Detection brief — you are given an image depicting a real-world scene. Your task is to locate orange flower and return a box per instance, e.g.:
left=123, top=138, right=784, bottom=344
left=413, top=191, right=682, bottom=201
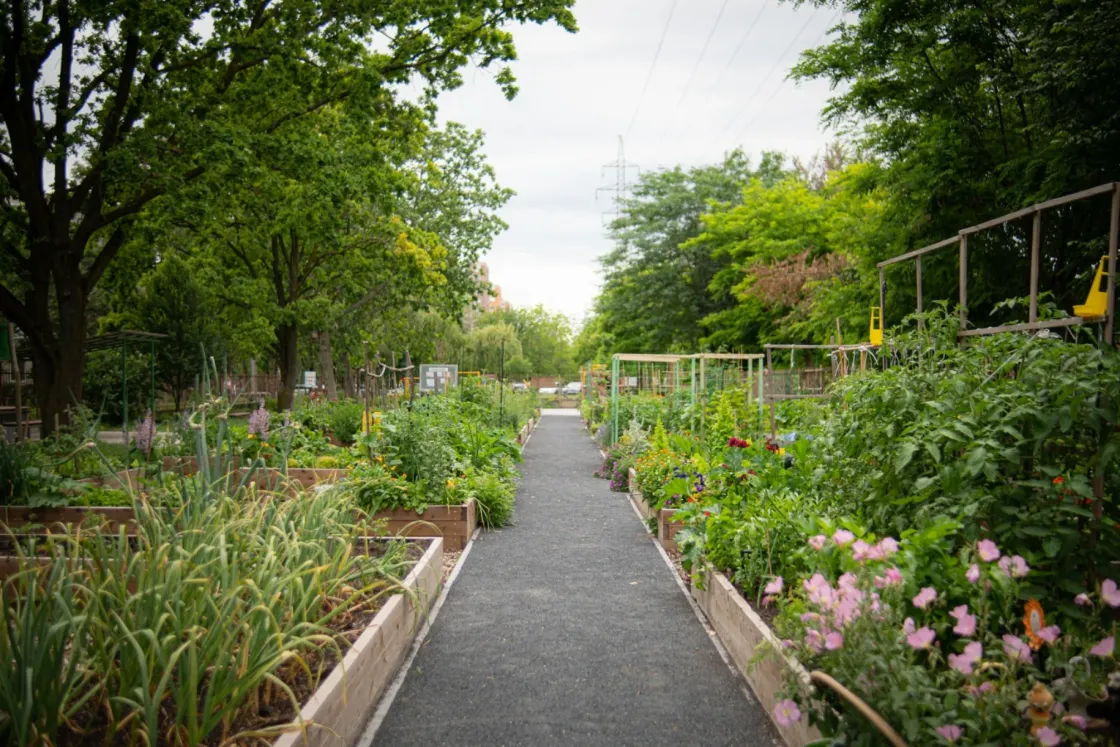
left=1052, top=476, right=1064, bottom=485
left=1024, top=599, right=1046, bottom=650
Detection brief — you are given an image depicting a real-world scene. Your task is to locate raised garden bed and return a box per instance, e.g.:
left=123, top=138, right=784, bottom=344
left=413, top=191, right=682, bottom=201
left=627, top=467, right=657, bottom=522
left=367, top=499, right=477, bottom=552
left=272, top=536, right=443, bottom=747
left=691, top=567, right=822, bottom=747
left=0, top=504, right=138, bottom=534
left=658, top=507, right=683, bottom=552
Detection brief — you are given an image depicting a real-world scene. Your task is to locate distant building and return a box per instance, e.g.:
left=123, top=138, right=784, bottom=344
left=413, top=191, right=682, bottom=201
left=474, top=263, right=511, bottom=313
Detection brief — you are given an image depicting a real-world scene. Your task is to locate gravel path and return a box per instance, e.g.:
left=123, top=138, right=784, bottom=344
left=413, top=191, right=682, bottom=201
left=371, top=411, right=775, bottom=746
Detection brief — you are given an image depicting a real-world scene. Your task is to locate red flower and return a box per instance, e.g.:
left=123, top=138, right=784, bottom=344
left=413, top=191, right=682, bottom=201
left=703, top=510, right=712, bottom=517
left=1052, top=476, right=1064, bottom=485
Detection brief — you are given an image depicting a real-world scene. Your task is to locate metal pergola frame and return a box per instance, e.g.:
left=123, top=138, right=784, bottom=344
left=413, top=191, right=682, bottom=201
left=876, top=182, right=1120, bottom=340
left=86, top=330, right=167, bottom=446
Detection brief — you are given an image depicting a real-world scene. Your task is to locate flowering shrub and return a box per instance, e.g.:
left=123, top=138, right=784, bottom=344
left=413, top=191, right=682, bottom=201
left=769, top=530, right=1119, bottom=745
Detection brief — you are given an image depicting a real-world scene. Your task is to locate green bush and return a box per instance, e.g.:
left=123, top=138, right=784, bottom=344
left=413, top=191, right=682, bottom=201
left=82, top=349, right=152, bottom=425
left=325, top=400, right=363, bottom=444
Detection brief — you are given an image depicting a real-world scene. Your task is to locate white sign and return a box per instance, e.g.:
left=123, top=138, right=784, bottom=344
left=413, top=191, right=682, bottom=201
left=302, top=371, right=317, bottom=388
left=419, top=364, right=458, bottom=392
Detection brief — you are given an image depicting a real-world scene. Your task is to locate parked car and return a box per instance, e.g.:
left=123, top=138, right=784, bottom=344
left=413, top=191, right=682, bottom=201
left=561, top=382, right=583, bottom=395
left=511, top=382, right=528, bottom=392
left=538, top=387, right=558, bottom=394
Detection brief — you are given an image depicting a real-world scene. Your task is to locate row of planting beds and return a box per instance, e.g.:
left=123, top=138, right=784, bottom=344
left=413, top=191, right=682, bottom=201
left=594, top=314, right=1120, bottom=746
left=1, top=382, right=539, bottom=745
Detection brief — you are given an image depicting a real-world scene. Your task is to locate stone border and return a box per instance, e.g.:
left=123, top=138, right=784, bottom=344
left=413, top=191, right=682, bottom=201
left=658, top=507, right=683, bottom=552
left=691, top=567, right=822, bottom=747
left=273, top=536, right=443, bottom=747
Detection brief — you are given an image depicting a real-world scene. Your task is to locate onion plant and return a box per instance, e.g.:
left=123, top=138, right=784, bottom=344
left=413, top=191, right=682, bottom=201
left=0, top=403, right=419, bottom=746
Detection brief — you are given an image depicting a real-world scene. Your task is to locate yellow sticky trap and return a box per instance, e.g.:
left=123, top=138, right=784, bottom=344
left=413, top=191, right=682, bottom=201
left=869, top=306, right=883, bottom=346
left=1074, top=256, right=1109, bottom=319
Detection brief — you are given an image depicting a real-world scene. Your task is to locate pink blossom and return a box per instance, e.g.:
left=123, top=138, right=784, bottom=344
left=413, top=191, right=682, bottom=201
left=874, top=567, right=903, bottom=588
left=966, top=564, right=980, bottom=583
left=808, top=534, right=828, bottom=551
left=764, top=577, right=784, bottom=595
left=1090, top=636, right=1115, bottom=657
left=878, top=537, right=899, bottom=555
left=977, top=539, right=1000, bottom=562
left=1063, top=714, right=1087, bottom=730
left=1035, top=726, right=1060, bottom=746
left=907, top=626, right=936, bottom=650
left=1074, top=593, right=1092, bottom=607
left=1038, top=626, right=1061, bottom=644
left=965, top=681, right=995, bottom=697
left=949, top=605, right=977, bottom=636
left=762, top=595, right=776, bottom=606
left=869, top=592, right=882, bottom=613
left=804, top=574, right=834, bottom=608
left=781, top=639, right=795, bottom=649
left=834, top=598, right=860, bottom=626
left=912, top=586, right=938, bottom=609
left=832, top=529, right=855, bottom=547
left=773, top=699, right=801, bottom=727
left=1102, top=579, right=1120, bottom=607
left=1002, top=634, right=1033, bottom=663
left=851, top=540, right=872, bottom=561
left=805, top=630, right=824, bottom=653
left=998, top=554, right=1030, bottom=578
left=800, top=612, right=820, bottom=624
left=903, top=617, right=916, bottom=635
left=948, top=641, right=983, bottom=675
left=936, top=724, right=962, bottom=743
left=825, top=631, right=844, bottom=650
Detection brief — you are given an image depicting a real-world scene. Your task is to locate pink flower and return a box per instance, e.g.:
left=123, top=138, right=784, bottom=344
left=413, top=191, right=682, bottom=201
left=832, top=529, right=855, bottom=547
left=949, top=605, right=976, bottom=636
left=764, top=577, right=784, bottom=595
left=948, top=641, right=983, bottom=675
left=966, top=564, right=980, bottom=583
left=834, top=597, right=860, bottom=626
left=773, top=699, right=801, bottom=727
left=907, top=626, right=936, bottom=650
left=1102, top=579, right=1120, bottom=607
left=838, top=572, right=858, bottom=590
left=998, top=554, right=1030, bottom=578
left=1002, top=634, right=1033, bottom=663
left=781, top=639, right=795, bottom=649
left=878, top=567, right=903, bottom=587
left=808, top=534, right=828, bottom=551
left=800, top=612, right=820, bottom=624
left=1090, top=636, right=1115, bottom=657
left=805, top=629, right=824, bottom=653
left=1037, top=625, right=1061, bottom=644
left=977, top=539, right=1000, bottom=562
left=762, top=595, right=776, bottom=606
left=804, top=574, right=834, bottom=608
left=851, top=539, right=872, bottom=561
left=1063, top=714, right=1087, bottom=730
left=965, top=681, right=995, bottom=697
left=936, top=724, right=962, bottom=742
left=825, top=631, right=844, bottom=650
left=903, top=617, right=916, bottom=635
left=878, top=537, right=899, bottom=555
left=1074, top=593, right=1092, bottom=607
left=1035, top=726, right=1060, bottom=746
left=912, top=586, right=938, bottom=609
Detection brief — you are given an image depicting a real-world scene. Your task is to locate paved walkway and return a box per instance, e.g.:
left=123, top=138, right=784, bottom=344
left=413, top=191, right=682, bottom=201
left=371, top=411, right=774, bottom=746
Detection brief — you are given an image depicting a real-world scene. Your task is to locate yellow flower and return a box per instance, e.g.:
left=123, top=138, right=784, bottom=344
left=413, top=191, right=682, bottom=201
left=778, top=447, right=786, bottom=456
left=447, top=479, right=456, bottom=489
left=247, top=434, right=255, bottom=440
left=262, top=442, right=271, bottom=448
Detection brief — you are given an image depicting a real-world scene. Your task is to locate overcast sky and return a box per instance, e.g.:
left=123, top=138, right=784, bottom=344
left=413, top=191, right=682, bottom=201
left=434, top=0, right=843, bottom=327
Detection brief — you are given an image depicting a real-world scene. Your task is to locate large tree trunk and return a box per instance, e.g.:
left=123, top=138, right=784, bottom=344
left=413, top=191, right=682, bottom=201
left=317, top=329, right=338, bottom=400
left=342, top=351, right=356, bottom=398
left=27, top=266, right=88, bottom=438
left=276, top=322, right=300, bottom=411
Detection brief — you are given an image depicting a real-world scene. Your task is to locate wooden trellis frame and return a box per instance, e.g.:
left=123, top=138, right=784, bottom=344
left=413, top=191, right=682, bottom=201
left=877, top=182, right=1120, bottom=340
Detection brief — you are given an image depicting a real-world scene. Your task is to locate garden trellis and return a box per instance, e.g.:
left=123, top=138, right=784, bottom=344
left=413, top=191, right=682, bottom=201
left=85, top=330, right=167, bottom=446
left=877, top=182, right=1120, bottom=340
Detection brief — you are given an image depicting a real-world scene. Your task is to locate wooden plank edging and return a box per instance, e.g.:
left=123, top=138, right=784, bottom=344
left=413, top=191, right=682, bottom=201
left=627, top=468, right=656, bottom=522
left=272, top=536, right=444, bottom=747
left=658, top=508, right=683, bottom=552
left=691, top=567, right=822, bottom=747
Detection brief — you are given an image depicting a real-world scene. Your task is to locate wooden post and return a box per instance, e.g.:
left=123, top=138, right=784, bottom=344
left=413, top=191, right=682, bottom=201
left=959, top=235, right=968, bottom=329
left=1029, top=211, right=1041, bottom=324
left=362, top=342, right=371, bottom=436
left=878, top=267, right=885, bottom=324
left=1105, top=186, right=1119, bottom=344
left=249, top=357, right=257, bottom=393
left=915, top=255, right=923, bottom=330
left=766, top=347, right=776, bottom=439
left=8, top=323, right=22, bottom=442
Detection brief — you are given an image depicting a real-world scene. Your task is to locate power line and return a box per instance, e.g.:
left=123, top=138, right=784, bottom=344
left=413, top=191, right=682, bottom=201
left=625, top=0, right=679, bottom=139
left=714, top=5, right=820, bottom=145
left=658, top=0, right=733, bottom=147
left=711, top=0, right=772, bottom=92
left=731, top=12, right=841, bottom=144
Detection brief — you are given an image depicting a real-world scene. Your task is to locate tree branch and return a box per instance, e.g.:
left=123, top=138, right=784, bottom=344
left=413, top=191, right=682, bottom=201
left=82, top=227, right=126, bottom=295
